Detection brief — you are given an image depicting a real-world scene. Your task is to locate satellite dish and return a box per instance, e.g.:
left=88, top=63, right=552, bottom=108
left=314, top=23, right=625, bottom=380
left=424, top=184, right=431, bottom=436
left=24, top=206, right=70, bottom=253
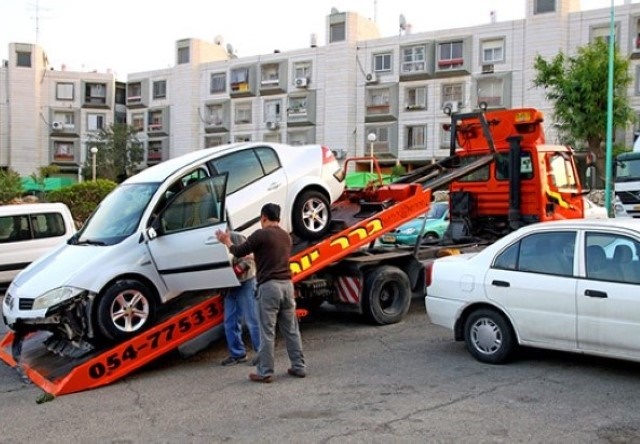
left=331, top=7, right=339, bottom=14
left=399, top=14, right=407, bottom=31
left=214, top=35, right=224, bottom=46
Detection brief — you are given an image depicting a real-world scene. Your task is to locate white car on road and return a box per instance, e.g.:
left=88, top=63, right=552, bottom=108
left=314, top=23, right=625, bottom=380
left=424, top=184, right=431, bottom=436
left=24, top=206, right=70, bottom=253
left=3, top=142, right=344, bottom=351
left=426, top=218, right=640, bottom=365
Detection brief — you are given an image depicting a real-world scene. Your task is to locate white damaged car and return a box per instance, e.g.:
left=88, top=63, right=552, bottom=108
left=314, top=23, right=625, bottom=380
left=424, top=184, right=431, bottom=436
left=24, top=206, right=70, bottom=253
left=3, top=142, right=344, bottom=354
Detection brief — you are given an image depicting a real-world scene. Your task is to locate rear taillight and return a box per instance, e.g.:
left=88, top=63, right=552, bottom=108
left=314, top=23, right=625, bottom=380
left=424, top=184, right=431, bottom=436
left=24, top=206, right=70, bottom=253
left=321, top=146, right=335, bottom=164
left=425, top=262, right=434, bottom=287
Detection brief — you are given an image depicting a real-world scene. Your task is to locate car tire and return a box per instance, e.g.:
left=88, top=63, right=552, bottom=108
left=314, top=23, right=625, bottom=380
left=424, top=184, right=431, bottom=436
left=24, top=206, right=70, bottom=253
left=292, top=190, right=331, bottom=240
left=96, top=279, right=157, bottom=342
left=422, top=232, right=439, bottom=242
left=362, top=265, right=411, bottom=325
left=463, top=308, right=515, bottom=364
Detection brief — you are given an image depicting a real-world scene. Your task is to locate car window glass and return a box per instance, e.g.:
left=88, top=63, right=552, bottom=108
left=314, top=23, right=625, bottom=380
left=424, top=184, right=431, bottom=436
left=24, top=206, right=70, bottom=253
left=495, top=152, right=534, bottom=181
left=455, top=155, right=489, bottom=182
left=586, top=232, right=640, bottom=284
left=211, top=149, right=263, bottom=194
left=161, top=175, right=226, bottom=234
left=493, top=242, right=519, bottom=271
left=254, top=146, right=281, bottom=175
left=0, top=215, right=31, bottom=242
left=31, top=213, right=66, bottom=238
left=517, top=231, right=575, bottom=277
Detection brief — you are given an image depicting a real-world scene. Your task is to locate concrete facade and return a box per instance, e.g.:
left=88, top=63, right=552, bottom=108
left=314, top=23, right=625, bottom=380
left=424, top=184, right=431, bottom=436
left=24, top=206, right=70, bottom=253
left=2, top=0, right=640, bottom=179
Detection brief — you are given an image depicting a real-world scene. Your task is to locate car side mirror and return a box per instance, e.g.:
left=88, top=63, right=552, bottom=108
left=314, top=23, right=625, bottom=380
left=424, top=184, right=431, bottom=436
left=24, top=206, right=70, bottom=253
left=146, top=227, right=157, bottom=240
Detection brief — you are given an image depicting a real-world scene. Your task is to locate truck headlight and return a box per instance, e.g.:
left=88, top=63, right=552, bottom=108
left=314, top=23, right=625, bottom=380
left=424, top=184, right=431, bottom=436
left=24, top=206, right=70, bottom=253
left=32, top=287, right=84, bottom=310
left=614, top=196, right=629, bottom=218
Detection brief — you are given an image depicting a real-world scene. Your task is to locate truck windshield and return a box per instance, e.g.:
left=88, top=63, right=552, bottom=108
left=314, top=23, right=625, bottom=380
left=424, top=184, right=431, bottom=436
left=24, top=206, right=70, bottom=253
left=73, top=183, right=160, bottom=246
left=615, top=156, right=640, bottom=182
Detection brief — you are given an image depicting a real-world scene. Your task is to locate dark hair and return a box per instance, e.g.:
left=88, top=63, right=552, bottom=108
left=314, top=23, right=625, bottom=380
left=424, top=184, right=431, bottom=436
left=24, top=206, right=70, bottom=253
left=261, top=203, right=281, bottom=222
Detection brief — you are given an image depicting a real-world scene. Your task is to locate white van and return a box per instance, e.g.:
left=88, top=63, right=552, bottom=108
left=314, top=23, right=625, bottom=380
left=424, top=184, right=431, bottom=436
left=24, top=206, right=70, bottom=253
left=0, top=203, right=76, bottom=286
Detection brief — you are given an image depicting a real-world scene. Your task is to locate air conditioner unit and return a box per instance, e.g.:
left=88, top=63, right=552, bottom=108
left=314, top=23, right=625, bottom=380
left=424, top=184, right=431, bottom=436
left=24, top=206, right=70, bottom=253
left=294, top=77, right=308, bottom=88
left=481, top=64, right=494, bottom=74
left=442, top=101, right=460, bottom=115
left=365, top=72, right=378, bottom=84
left=51, top=121, right=63, bottom=131
left=266, top=121, right=279, bottom=130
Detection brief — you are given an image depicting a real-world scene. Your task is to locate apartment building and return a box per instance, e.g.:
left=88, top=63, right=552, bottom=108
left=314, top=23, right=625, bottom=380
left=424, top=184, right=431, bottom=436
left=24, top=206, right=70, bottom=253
left=2, top=0, right=640, bottom=180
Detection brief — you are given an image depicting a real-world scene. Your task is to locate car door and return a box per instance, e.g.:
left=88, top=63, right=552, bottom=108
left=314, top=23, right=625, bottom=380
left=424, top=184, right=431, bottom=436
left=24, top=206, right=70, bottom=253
left=146, top=175, right=239, bottom=292
left=209, top=146, right=287, bottom=235
left=484, top=231, right=578, bottom=349
left=576, top=231, right=640, bottom=358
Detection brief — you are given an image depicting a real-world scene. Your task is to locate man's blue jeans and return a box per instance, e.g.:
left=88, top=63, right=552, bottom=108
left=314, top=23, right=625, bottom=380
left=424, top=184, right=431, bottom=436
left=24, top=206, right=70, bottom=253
left=224, top=277, right=261, bottom=358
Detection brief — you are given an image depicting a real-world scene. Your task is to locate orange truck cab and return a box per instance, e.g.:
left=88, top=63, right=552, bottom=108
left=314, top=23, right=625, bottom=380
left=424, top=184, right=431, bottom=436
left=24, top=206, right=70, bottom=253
left=445, top=108, right=586, bottom=241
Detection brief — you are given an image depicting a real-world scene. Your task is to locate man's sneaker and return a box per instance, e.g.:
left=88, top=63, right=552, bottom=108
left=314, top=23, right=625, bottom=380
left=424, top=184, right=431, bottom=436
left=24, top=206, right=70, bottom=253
left=221, top=355, right=247, bottom=366
left=249, top=373, right=273, bottom=383
left=287, top=368, right=306, bottom=378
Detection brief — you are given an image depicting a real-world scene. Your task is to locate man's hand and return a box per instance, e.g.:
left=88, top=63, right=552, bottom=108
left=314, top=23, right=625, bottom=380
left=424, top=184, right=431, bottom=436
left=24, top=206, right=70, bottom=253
left=215, top=229, right=232, bottom=247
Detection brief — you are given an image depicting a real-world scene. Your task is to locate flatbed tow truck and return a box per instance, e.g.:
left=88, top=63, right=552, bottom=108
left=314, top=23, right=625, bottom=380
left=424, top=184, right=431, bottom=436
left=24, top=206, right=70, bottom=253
left=0, top=107, right=590, bottom=396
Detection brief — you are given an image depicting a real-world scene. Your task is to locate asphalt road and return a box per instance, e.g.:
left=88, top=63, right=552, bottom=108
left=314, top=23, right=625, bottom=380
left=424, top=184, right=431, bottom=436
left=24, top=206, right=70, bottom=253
left=1, top=298, right=640, bottom=443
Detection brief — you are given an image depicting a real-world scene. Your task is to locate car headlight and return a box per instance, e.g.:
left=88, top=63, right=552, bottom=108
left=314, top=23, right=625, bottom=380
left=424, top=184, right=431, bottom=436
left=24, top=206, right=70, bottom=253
left=32, top=287, right=84, bottom=310
left=400, top=227, right=417, bottom=235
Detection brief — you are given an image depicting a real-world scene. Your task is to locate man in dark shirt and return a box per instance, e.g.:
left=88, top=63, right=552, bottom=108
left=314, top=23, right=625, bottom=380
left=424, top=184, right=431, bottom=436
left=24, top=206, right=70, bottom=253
left=215, top=203, right=306, bottom=383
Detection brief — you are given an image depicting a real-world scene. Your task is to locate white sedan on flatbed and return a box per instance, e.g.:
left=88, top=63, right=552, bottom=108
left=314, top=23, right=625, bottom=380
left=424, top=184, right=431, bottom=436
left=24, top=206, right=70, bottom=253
left=426, top=218, right=640, bottom=365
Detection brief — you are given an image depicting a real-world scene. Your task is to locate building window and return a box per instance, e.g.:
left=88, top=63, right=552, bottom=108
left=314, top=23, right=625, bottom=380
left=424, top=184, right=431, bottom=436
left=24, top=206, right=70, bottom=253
left=56, top=83, right=74, bottom=100
left=476, top=77, right=504, bottom=107
left=52, top=111, right=75, bottom=129
left=264, top=100, right=281, bottom=122
left=230, top=68, right=250, bottom=91
left=132, top=113, right=145, bottom=131
left=482, top=39, right=504, bottom=64
left=148, top=110, right=164, bottom=131
left=210, top=73, right=226, bottom=93
left=374, top=53, right=392, bottom=73
left=234, top=103, right=252, bottom=124
left=535, top=0, right=556, bottom=14
left=635, top=66, right=640, bottom=96
left=438, top=41, right=464, bottom=69
left=16, top=51, right=31, bottom=67
left=294, top=62, right=312, bottom=82
left=591, top=25, right=618, bottom=46
left=263, top=133, right=281, bottom=143
left=177, top=46, right=189, bottom=64
left=53, top=141, right=74, bottom=162
left=288, top=130, right=310, bottom=146
left=366, top=89, right=390, bottom=115
left=406, top=125, right=427, bottom=150
left=127, top=82, right=142, bottom=101
left=147, top=141, right=163, bottom=163
left=85, top=83, right=107, bottom=105
left=87, top=114, right=105, bottom=132
left=234, top=135, right=252, bottom=142
left=405, top=86, right=427, bottom=110
left=261, top=64, right=279, bottom=85
left=288, top=97, right=307, bottom=115
left=330, top=22, right=346, bottom=42
left=153, top=80, right=166, bottom=99
left=401, top=45, right=426, bottom=73
left=440, top=125, right=452, bottom=148
left=442, top=83, right=464, bottom=105
left=366, top=127, right=389, bottom=154
left=205, top=104, right=224, bottom=125
left=205, top=135, right=226, bottom=147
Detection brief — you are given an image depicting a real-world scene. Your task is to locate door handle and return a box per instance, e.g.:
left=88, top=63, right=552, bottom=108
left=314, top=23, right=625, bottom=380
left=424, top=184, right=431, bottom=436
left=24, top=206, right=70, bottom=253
left=267, top=182, right=281, bottom=191
left=204, top=237, right=218, bottom=245
left=491, top=280, right=510, bottom=287
left=585, top=289, right=608, bottom=298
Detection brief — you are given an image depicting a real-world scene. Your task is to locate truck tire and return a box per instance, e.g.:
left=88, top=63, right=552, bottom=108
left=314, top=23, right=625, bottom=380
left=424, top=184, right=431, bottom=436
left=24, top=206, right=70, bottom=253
left=463, top=308, right=515, bottom=364
left=362, top=265, right=411, bottom=325
left=96, top=279, right=157, bottom=342
left=292, top=190, right=331, bottom=240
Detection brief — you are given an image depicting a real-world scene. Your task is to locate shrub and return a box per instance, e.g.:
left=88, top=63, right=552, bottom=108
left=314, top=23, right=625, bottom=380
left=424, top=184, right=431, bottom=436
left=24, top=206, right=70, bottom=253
left=0, top=169, right=23, bottom=204
left=47, top=179, right=117, bottom=224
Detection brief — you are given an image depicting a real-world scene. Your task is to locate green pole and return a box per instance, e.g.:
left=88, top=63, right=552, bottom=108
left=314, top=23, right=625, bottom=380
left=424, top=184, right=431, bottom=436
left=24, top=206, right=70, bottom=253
left=604, top=0, right=615, bottom=216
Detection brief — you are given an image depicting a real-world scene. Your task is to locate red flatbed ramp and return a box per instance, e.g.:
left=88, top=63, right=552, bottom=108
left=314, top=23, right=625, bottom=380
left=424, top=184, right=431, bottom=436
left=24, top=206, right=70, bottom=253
left=0, top=292, right=223, bottom=396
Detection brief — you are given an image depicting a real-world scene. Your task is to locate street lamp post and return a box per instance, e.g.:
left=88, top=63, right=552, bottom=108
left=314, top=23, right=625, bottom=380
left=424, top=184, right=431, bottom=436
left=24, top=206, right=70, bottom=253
left=90, top=146, right=98, bottom=181
left=367, top=133, right=377, bottom=174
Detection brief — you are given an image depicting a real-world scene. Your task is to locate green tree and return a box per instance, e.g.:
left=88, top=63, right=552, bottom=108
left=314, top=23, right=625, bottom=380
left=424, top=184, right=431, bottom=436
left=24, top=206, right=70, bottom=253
left=0, top=168, right=23, bottom=203
left=85, top=123, right=144, bottom=183
left=533, top=38, right=635, bottom=185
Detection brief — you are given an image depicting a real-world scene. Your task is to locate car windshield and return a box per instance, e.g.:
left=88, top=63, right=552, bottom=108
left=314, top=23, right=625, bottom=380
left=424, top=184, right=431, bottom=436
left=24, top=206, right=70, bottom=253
left=72, top=183, right=160, bottom=246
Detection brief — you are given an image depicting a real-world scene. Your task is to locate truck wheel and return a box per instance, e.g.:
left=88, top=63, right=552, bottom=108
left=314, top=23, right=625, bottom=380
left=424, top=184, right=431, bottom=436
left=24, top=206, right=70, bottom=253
left=362, top=266, right=411, bottom=325
left=96, top=279, right=157, bottom=342
left=292, top=190, right=331, bottom=240
left=463, top=308, right=515, bottom=364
